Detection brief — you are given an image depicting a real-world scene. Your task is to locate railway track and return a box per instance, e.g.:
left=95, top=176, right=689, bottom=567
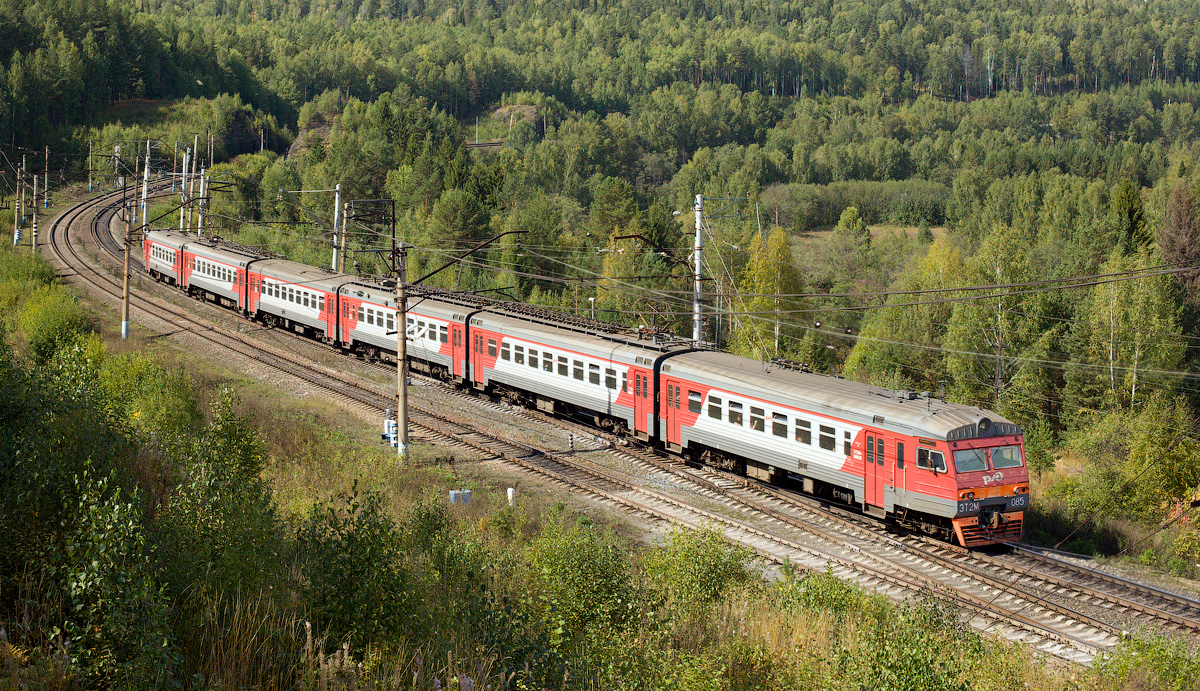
left=47, top=186, right=1200, bottom=664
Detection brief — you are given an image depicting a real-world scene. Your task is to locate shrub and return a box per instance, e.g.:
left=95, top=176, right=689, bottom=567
left=641, top=527, right=754, bottom=612
left=528, top=516, right=637, bottom=650
left=18, top=285, right=91, bottom=365
left=296, top=486, right=411, bottom=649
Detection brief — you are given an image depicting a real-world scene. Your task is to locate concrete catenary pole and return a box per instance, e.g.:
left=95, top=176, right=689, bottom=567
left=396, top=243, right=408, bottom=463
left=179, top=149, right=190, bottom=233
left=31, top=175, right=37, bottom=249
left=693, top=193, right=704, bottom=343
left=122, top=203, right=132, bottom=339
left=331, top=184, right=341, bottom=271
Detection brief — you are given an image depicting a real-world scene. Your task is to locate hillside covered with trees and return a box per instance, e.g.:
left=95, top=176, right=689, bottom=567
left=5, top=0, right=1200, bottom=685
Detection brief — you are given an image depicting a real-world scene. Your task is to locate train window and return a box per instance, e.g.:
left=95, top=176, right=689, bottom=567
left=953, top=449, right=987, bottom=473
left=750, top=407, right=765, bottom=432
left=844, top=431, right=852, bottom=456
left=819, top=425, right=836, bottom=451
left=427, top=325, right=436, bottom=341
left=917, top=448, right=946, bottom=473
left=514, top=345, right=524, bottom=365
left=621, top=372, right=627, bottom=393
left=573, top=360, right=583, bottom=380
left=500, top=343, right=510, bottom=360
left=877, top=440, right=885, bottom=465
left=643, top=377, right=650, bottom=398
left=867, top=437, right=873, bottom=461
left=487, top=339, right=497, bottom=357
left=688, top=391, right=701, bottom=413
left=897, top=442, right=905, bottom=469
left=667, top=385, right=674, bottom=408
left=303, top=293, right=310, bottom=308
left=772, top=414, right=787, bottom=437
left=635, top=375, right=642, bottom=397
left=588, top=364, right=600, bottom=385
left=991, top=445, right=1023, bottom=469
left=386, top=312, right=393, bottom=332
left=440, top=326, right=448, bottom=344
left=605, top=368, right=616, bottom=389
left=407, top=317, right=415, bottom=329
left=559, top=356, right=568, bottom=376
left=528, top=349, right=538, bottom=368
left=709, top=396, right=722, bottom=419
left=543, top=355, right=554, bottom=372
left=728, top=402, right=743, bottom=426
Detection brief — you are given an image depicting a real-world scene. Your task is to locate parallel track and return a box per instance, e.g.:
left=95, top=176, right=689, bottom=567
left=47, top=187, right=1200, bottom=664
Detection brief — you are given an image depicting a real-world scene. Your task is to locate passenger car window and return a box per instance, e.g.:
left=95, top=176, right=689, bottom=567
left=605, top=368, right=616, bottom=389
left=917, top=448, right=946, bottom=472
left=688, top=391, right=701, bottom=413
left=953, top=449, right=988, bottom=473
left=708, top=395, right=722, bottom=419
left=728, top=402, right=743, bottom=426
left=795, top=419, right=811, bottom=444
left=589, top=364, right=600, bottom=385
left=990, top=445, right=1024, bottom=469
left=749, top=407, right=765, bottom=432
left=819, top=425, right=836, bottom=451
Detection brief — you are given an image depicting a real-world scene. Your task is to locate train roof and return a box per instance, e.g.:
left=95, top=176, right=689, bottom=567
left=665, top=350, right=1021, bottom=442
left=256, top=258, right=348, bottom=292
left=469, top=309, right=695, bottom=363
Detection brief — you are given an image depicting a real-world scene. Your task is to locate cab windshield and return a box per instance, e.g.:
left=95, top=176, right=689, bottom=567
left=953, top=449, right=988, bottom=473
left=990, top=445, right=1024, bottom=469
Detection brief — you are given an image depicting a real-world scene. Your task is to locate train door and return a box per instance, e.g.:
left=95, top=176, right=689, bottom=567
left=632, top=368, right=652, bottom=438
left=865, top=432, right=894, bottom=512
left=662, top=378, right=682, bottom=447
left=472, top=332, right=496, bottom=386
left=451, top=325, right=467, bottom=379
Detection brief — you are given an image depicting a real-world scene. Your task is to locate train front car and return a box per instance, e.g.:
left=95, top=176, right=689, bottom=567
left=939, top=418, right=1028, bottom=547
left=660, top=351, right=1028, bottom=548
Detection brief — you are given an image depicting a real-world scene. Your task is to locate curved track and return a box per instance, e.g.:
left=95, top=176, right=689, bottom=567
left=44, top=187, right=1200, bottom=665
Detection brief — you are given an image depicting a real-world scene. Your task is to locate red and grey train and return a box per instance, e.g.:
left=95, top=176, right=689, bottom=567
left=144, top=229, right=1029, bottom=547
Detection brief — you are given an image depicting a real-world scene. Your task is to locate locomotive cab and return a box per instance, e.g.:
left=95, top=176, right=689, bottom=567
left=944, top=427, right=1029, bottom=547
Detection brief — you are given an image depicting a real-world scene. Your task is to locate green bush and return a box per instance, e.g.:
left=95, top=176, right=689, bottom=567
left=641, top=527, right=754, bottom=612
left=57, top=471, right=177, bottom=688
left=18, top=285, right=91, bottom=365
left=529, top=515, right=638, bottom=650
left=296, top=486, right=411, bottom=649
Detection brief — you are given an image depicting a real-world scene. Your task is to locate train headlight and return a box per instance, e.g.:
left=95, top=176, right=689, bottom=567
left=967, top=492, right=974, bottom=500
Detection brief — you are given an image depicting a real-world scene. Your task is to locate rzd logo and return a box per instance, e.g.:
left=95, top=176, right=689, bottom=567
left=981, top=471, right=1004, bottom=485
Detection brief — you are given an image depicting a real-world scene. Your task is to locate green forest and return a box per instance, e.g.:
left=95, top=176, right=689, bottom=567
left=6, top=0, right=1200, bottom=686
